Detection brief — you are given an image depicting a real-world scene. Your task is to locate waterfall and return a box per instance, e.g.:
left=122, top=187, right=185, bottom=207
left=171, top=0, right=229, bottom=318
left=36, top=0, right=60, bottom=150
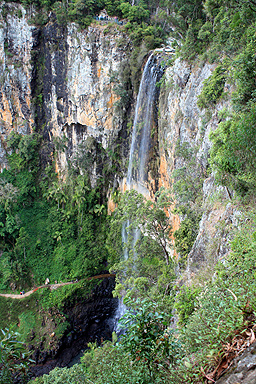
left=126, top=53, right=162, bottom=195
left=114, top=53, right=164, bottom=332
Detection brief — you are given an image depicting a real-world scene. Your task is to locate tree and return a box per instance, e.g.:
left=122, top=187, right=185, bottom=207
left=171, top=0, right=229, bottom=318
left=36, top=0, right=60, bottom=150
left=209, top=104, right=256, bottom=193
left=119, top=298, right=182, bottom=382
left=108, top=188, right=173, bottom=265
left=107, top=188, right=176, bottom=307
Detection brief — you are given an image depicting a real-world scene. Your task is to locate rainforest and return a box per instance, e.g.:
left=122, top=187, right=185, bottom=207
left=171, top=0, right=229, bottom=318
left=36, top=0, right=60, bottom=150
left=0, top=0, right=256, bottom=383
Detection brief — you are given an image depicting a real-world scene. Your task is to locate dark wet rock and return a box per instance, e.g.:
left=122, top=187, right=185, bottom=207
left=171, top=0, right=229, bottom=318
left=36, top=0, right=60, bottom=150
left=30, top=276, right=118, bottom=377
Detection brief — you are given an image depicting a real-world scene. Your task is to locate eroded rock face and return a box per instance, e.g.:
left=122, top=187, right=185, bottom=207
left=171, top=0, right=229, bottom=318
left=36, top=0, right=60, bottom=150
left=40, top=19, right=129, bottom=173
left=0, top=3, right=35, bottom=169
left=0, top=5, right=130, bottom=177
left=216, top=342, right=256, bottom=384
left=158, top=57, right=235, bottom=273
left=158, top=58, right=212, bottom=186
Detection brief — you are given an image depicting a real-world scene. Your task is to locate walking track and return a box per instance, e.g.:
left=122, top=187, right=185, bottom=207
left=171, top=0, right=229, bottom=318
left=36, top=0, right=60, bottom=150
left=0, top=274, right=116, bottom=299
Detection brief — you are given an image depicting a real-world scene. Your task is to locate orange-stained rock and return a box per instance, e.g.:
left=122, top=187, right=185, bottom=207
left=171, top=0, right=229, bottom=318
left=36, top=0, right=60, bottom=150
left=159, top=154, right=170, bottom=189
left=107, top=197, right=117, bottom=215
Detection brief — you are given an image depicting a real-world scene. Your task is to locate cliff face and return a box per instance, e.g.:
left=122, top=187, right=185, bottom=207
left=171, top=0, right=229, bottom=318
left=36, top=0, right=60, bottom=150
left=0, top=3, right=237, bottom=276
left=38, top=19, right=129, bottom=174
left=0, top=3, right=34, bottom=168
left=158, top=57, right=238, bottom=276
left=0, top=4, right=130, bottom=179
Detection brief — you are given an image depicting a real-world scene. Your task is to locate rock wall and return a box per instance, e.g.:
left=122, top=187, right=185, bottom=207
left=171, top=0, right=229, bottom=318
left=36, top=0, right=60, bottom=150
left=39, top=18, right=129, bottom=174
left=0, top=4, right=130, bottom=179
left=216, top=341, right=256, bottom=384
left=158, top=56, right=237, bottom=275
left=0, top=3, right=34, bottom=169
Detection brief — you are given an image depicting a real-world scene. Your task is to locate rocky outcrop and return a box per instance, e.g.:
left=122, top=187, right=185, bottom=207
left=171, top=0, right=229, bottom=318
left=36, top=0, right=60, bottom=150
left=0, top=3, right=34, bottom=169
left=0, top=4, right=131, bottom=179
left=158, top=58, right=213, bottom=186
left=39, top=18, right=130, bottom=174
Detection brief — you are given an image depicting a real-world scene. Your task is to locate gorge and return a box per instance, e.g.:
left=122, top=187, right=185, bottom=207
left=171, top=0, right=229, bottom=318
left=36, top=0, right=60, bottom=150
left=0, top=1, right=256, bottom=383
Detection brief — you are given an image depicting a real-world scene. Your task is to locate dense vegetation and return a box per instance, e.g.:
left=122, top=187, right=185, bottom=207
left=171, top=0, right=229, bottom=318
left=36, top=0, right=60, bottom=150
left=0, top=132, right=109, bottom=291
left=25, top=208, right=256, bottom=384
left=3, top=0, right=169, bottom=50
left=1, top=0, right=256, bottom=383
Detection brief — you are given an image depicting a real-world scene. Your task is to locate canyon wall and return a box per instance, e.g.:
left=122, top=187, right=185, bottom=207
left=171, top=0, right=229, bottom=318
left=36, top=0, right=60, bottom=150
left=0, top=3, right=34, bottom=168
left=0, top=3, right=251, bottom=379
left=0, top=2, right=239, bottom=281
left=0, top=3, right=130, bottom=180
left=158, top=56, right=238, bottom=277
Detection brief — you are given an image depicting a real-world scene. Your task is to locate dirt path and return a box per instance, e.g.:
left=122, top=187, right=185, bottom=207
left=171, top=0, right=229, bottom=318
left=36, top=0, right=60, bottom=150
left=0, top=274, right=116, bottom=299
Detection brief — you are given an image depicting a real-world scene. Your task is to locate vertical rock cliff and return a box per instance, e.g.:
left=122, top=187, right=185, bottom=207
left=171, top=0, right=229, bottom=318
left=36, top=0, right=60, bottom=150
left=0, top=3, right=239, bottom=282
left=0, top=4, right=131, bottom=183
left=158, top=57, right=238, bottom=277
left=0, top=3, right=34, bottom=168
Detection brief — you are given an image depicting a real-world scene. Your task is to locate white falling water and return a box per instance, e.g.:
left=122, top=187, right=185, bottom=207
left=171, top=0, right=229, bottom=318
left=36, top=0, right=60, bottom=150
left=114, top=53, right=163, bottom=332
left=126, top=53, right=160, bottom=194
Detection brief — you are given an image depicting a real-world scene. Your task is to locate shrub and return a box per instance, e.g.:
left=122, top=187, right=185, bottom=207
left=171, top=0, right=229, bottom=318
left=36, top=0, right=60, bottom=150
left=209, top=103, right=256, bottom=194
left=174, top=286, right=200, bottom=326
left=0, top=328, right=31, bottom=384
left=197, top=65, right=227, bottom=110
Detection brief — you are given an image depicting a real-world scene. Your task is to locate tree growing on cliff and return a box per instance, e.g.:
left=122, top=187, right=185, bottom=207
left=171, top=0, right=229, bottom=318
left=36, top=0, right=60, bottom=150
left=107, top=188, right=176, bottom=306
left=107, top=188, right=173, bottom=265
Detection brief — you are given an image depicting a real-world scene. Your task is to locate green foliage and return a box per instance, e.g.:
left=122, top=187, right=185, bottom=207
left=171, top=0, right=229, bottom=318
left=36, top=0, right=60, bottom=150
left=164, top=0, right=205, bottom=38
left=120, top=1, right=150, bottom=23
left=209, top=103, right=256, bottom=194
left=124, top=21, right=165, bottom=50
left=77, top=299, right=182, bottom=384
left=174, top=213, right=200, bottom=265
left=4, top=132, right=41, bottom=203
left=0, top=132, right=109, bottom=291
left=231, top=27, right=256, bottom=110
left=173, top=0, right=256, bottom=60
left=174, top=286, right=200, bottom=326
left=197, top=65, right=227, bottom=110
left=25, top=210, right=256, bottom=384
left=29, top=364, right=87, bottom=383
left=119, top=298, right=181, bottom=380
left=108, top=188, right=173, bottom=264
left=205, top=20, right=256, bottom=196
left=169, top=210, right=256, bottom=382
left=0, top=328, right=31, bottom=384
left=107, top=188, right=176, bottom=318
left=68, top=0, right=101, bottom=29
left=52, top=1, right=68, bottom=25
left=81, top=341, right=154, bottom=384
